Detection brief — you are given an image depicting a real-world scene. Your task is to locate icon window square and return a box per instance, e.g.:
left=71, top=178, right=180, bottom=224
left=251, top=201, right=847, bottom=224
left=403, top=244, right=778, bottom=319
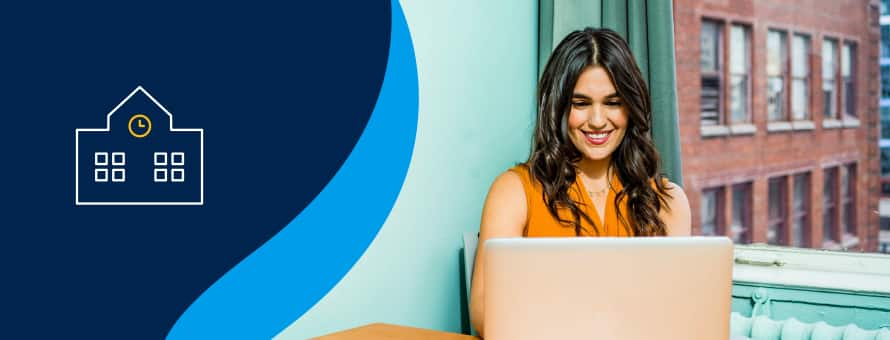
left=95, top=152, right=108, bottom=166
left=112, top=152, right=126, bottom=166
left=154, top=168, right=168, bottom=182
left=171, top=152, right=185, bottom=166
left=171, top=168, right=185, bottom=182
left=154, top=152, right=168, bottom=166
left=95, top=169, right=108, bottom=182
left=112, top=168, right=126, bottom=182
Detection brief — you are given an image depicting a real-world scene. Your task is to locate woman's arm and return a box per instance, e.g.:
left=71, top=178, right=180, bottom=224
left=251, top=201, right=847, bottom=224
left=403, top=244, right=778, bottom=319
left=660, top=181, right=691, bottom=236
left=470, top=171, right=528, bottom=337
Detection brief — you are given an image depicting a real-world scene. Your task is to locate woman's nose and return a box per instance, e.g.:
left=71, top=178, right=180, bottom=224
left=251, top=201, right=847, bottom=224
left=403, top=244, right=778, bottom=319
left=588, top=104, right=607, bottom=129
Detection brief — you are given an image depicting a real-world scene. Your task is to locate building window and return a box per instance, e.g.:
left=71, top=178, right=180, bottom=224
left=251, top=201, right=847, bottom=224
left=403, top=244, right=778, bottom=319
left=729, top=24, right=751, bottom=124
left=700, top=19, right=722, bottom=126
left=882, top=25, right=890, bottom=58
left=791, top=173, right=810, bottom=247
left=823, top=167, right=839, bottom=245
left=768, top=177, right=788, bottom=245
left=792, top=34, right=811, bottom=121
left=767, top=30, right=788, bottom=121
left=701, top=187, right=724, bottom=236
left=822, top=38, right=839, bottom=120
left=731, top=182, right=752, bottom=244
left=154, top=152, right=186, bottom=183
left=94, top=151, right=125, bottom=183
left=842, top=42, right=856, bottom=118
left=883, top=65, right=890, bottom=100
left=883, top=108, right=890, bottom=139
left=881, top=148, right=890, bottom=195
left=841, top=164, right=856, bottom=237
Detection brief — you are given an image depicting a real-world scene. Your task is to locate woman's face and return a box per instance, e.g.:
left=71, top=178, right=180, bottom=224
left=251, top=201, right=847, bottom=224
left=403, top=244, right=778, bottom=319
left=566, top=65, right=628, bottom=163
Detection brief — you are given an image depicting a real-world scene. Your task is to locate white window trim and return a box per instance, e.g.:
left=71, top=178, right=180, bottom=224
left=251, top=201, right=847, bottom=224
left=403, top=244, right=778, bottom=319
left=767, top=122, right=793, bottom=132
left=701, top=125, right=730, bottom=137
left=154, top=152, right=168, bottom=166
left=733, top=245, right=890, bottom=294
left=822, top=119, right=844, bottom=129
left=95, top=152, right=108, bottom=166
left=729, top=123, right=757, bottom=135
left=172, top=152, right=185, bottom=166
left=842, top=118, right=861, bottom=128
left=111, top=152, right=126, bottom=166
left=791, top=120, right=815, bottom=131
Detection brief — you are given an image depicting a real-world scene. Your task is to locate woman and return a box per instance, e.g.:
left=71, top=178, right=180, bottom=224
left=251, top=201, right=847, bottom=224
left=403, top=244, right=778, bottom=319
left=469, top=28, right=691, bottom=336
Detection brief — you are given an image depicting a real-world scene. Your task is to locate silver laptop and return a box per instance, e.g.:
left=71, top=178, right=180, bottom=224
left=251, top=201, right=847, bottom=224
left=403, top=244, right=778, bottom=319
left=483, top=237, right=733, bottom=340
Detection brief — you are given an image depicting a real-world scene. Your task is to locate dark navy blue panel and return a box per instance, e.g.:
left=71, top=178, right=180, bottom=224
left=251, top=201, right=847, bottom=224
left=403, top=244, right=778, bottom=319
left=0, top=1, right=390, bottom=338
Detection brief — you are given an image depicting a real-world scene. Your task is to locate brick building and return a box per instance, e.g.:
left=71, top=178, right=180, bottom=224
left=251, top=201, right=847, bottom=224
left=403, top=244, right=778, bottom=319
left=673, top=0, right=882, bottom=251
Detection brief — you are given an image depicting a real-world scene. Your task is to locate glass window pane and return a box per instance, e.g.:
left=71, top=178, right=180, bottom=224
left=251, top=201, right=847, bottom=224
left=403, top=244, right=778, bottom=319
left=792, top=79, right=809, bottom=120
left=883, top=65, right=890, bottom=99
left=792, top=35, right=809, bottom=77
left=882, top=25, right=890, bottom=58
left=843, top=43, right=856, bottom=117
left=882, top=147, right=890, bottom=177
left=823, top=39, right=836, bottom=80
left=767, top=31, right=785, bottom=76
left=883, top=107, right=890, bottom=139
left=823, top=39, right=838, bottom=119
left=701, top=190, right=718, bottom=236
left=768, top=77, right=785, bottom=121
left=731, top=183, right=751, bottom=244
left=701, top=21, right=719, bottom=72
left=731, top=75, right=748, bottom=123
left=823, top=168, right=837, bottom=243
left=730, top=25, right=748, bottom=74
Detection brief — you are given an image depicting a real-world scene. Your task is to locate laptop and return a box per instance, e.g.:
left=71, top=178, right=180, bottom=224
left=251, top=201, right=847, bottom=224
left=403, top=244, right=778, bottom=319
left=483, top=237, right=733, bottom=340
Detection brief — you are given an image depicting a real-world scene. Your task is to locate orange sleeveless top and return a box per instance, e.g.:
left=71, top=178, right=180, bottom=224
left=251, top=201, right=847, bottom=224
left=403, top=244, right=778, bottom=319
left=510, top=164, right=634, bottom=237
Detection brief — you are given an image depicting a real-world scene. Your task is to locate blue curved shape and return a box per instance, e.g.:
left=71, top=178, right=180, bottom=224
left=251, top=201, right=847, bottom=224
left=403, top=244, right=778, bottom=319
left=166, top=1, right=417, bottom=338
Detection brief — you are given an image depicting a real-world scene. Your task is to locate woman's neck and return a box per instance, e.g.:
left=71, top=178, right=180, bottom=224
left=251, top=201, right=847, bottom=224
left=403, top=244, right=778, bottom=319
left=575, top=157, right=612, bottom=183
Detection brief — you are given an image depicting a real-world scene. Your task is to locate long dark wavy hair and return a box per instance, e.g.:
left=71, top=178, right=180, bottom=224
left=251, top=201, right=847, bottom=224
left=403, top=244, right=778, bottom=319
left=527, top=27, right=671, bottom=236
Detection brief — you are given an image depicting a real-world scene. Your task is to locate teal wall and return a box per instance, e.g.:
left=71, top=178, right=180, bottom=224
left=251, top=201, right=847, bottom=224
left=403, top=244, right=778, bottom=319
left=275, top=0, right=538, bottom=338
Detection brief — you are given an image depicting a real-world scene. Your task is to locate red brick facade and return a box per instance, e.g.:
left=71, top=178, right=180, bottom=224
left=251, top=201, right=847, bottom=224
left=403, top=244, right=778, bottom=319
left=673, top=0, right=882, bottom=251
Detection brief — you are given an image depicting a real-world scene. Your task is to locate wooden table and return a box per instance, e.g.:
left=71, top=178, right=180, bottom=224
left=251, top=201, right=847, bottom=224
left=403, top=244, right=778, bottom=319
left=313, top=323, right=480, bottom=340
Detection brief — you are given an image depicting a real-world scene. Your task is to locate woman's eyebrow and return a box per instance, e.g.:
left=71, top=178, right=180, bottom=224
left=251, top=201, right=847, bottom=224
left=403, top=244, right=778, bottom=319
left=572, top=93, right=620, bottom=100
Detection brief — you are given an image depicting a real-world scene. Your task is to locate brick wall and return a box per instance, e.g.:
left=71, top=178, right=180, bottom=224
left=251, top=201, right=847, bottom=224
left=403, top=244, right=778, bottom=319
left=672, top=0, right=881, bottom=251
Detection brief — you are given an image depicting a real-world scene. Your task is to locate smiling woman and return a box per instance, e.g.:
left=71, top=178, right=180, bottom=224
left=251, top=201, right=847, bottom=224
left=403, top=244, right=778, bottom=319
left=469, top=27, right=691, bottom=337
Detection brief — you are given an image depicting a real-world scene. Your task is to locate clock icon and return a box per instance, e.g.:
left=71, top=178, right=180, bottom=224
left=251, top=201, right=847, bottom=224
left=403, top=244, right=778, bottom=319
left=128, top=114, right=152, bottom=138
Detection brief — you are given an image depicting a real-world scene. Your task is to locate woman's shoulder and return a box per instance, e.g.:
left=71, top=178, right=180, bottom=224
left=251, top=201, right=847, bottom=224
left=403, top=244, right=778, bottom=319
left=651, top=177, right=691, bottom=236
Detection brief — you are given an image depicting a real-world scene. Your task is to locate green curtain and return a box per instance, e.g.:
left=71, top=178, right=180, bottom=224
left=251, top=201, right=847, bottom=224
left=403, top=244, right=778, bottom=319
left=539, top=0, right=683, bottom=184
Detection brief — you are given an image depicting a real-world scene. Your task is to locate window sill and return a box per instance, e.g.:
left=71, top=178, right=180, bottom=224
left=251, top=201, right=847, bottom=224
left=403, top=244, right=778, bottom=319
left=767, top=122, right=792, bottom=132
left=842, top=118, right=861, bottom=128
left=792, top=121, right=815, bottom=131
left=701, top=124, right=730, bottom=137
left=823, top=119, right=844, bottom=129
left=842, top=234, right=859, bottom=249
left=729, top=123, right=757, bottom=135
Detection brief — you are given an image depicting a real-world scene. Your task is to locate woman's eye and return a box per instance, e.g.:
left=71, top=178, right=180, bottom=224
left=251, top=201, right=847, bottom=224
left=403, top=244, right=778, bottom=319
left=605, top=101, right=623, bottom=107
left=572, top=102, right=590, bottom=107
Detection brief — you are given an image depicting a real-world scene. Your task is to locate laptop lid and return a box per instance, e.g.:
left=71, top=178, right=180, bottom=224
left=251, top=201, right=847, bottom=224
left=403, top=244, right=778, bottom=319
left=483, top=237, right=733, bottom=340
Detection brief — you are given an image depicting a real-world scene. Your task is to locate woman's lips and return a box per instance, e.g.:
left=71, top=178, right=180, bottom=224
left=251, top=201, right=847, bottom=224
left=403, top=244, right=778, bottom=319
left=583, top=130, right=611, bottom=145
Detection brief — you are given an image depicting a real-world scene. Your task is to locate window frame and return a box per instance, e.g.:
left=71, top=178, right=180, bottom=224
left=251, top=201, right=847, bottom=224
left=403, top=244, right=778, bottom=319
left=791, top=172, right=811, bottom=247
left=728, top=23, right=752, bottom=124
left=791, top=33, right=812, bottom=122
left=822, top=37, right=840, bottom=120
left=730, top=182, right=753, bottom=244
left=701, top=187, right=725, bottom=236
left=841, top=41, right=857, bottom=118
left=700, top=18, right=724, bottom=127
left=768, top=176, right=789, bottom=246
left=822, top=166, right=840, bottom=246
left=767, top=29, right=790, bottom=122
